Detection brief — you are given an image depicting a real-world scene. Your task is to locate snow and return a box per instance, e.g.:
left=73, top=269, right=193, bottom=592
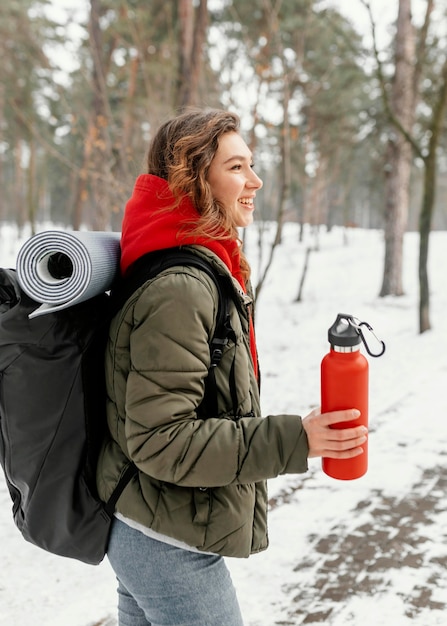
left=1, top=222, right=447, bottom=625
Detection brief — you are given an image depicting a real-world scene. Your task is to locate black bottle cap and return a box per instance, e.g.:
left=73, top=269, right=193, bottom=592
left=328, top=313, right=361, bottom=347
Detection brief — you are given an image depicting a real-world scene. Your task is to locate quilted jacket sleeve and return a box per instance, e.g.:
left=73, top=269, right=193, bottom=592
left=124, top=267, right=309, bottom=488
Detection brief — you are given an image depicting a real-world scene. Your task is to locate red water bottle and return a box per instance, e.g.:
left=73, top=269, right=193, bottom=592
left=321, top=314, right=385, bottom=480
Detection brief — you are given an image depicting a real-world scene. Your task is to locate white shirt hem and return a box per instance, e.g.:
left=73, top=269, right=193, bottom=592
left=114, top=512, right=216, bottom=555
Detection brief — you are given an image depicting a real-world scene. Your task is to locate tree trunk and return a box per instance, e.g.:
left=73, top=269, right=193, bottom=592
left=418, top=154, right=435, bottom=333
left=14, top=139, right=26, bottom=232
left=294, top=247, right=312, bottom=303
left=380, top=135, right=412, bottom=296
left=418, top=56, right=447, bottom=333
left=72, top=0, right=115, bottom=230
left=177, top=0, right=208, bottom=109
left=379, top=0, right=415, bottom=297
left=27, top=138, right=37, bottom=235
left=254, top=80, right=291, bottom=301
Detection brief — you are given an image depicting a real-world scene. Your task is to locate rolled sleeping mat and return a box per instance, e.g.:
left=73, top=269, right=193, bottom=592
left=16, top=230, right=121, bottom=317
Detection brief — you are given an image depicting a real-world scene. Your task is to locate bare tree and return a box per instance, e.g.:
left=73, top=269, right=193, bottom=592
left=367, top=0, right=447, bottom=331
left=252, top=0, right=293, bottom=301
left=364, top=0, right=417, bottom=297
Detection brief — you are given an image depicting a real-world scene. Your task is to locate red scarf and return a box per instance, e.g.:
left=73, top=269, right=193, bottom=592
left=120, top=175, right=258, bottom=378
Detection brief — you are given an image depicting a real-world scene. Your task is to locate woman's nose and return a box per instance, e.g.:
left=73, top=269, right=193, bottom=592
left=249, top=170, right=263, bottom=189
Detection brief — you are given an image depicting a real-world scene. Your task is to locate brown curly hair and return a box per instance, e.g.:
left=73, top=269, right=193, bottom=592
left=146, top=108, right=250, bottom=280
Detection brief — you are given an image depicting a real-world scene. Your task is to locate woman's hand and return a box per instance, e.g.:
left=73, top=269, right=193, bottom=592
left=302, top=407, right=368, bottom=459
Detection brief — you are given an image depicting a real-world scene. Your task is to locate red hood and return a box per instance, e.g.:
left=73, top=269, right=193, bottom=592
left=120, top=174, right=258, bottom=379
left=120, top=174, right=244, bottom=287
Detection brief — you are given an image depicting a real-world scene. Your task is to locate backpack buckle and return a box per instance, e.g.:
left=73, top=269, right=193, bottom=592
left=210, top=337, right=228, bottom=368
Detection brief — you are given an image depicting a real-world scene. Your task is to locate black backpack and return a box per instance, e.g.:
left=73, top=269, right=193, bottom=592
left=0, top=247, right=234, bottom=565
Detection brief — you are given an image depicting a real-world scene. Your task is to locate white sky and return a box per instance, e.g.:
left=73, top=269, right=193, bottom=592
left=325, top=0, right=435, bottom=48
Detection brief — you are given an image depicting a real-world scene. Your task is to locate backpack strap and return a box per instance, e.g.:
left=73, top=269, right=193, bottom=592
left=105, top=247, right=239, bottom=516
left=114, top=247, right=236, bottom=372
left=103, top=462, right=141, bottom=518
left=125, top=248, right=238, bottom=415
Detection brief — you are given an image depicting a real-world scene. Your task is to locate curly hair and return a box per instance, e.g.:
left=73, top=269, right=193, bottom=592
left=146, top=108, right=251, bottom=279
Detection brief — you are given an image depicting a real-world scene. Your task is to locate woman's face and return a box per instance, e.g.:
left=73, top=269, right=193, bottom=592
left=206, top=132, right=263, bottom=228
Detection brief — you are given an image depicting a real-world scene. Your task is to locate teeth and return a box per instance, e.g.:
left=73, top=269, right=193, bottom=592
left=239, top=198, right=253, bottom=205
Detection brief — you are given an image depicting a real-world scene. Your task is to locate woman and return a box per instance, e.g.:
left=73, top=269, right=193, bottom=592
left=97, top=108, right=367, bottom=626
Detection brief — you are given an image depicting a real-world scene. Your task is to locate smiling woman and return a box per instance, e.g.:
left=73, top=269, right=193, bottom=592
left=95, top=107, right=368, bottom=626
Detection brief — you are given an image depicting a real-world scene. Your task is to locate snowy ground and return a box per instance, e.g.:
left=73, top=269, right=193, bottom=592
left=1, top=222, right=446, bottom=625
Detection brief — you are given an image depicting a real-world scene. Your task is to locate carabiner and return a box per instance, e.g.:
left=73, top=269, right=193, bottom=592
left=357, top=321, right=386, bottom=357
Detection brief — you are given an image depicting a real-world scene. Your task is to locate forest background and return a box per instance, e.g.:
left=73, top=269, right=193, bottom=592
left=1, top=0, right=447, bottom=333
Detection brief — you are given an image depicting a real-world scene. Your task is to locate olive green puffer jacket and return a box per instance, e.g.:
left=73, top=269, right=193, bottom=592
left=96, top=246, right=309, bottom=557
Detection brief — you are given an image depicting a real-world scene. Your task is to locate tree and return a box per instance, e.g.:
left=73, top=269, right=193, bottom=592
left=0, top=0, right=57, bottom=232
left=211, top=0, right=369, bottom=298
left=71, top=0, right=111, bottom=230
left=367, top=0, right=447, bottom=331
left=65, top=0, right=217, bottom=229
left=375, top=0, right=416, bottom=297
left=417, top=55, right=447, bottom=331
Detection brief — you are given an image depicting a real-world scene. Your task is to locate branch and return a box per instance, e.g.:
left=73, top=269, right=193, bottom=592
left=11, top=102, right=79, bottom=173
left=359, top=0, right=424, bottom=160
left=427, top=54, right=447, bottom=153
left=10, top=99, right=120, bottom=187
left=413, top=0, right=434, bottom=95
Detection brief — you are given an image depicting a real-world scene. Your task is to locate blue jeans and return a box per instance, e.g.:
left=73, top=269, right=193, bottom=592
left=107, top=518, right=245, bottom=626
